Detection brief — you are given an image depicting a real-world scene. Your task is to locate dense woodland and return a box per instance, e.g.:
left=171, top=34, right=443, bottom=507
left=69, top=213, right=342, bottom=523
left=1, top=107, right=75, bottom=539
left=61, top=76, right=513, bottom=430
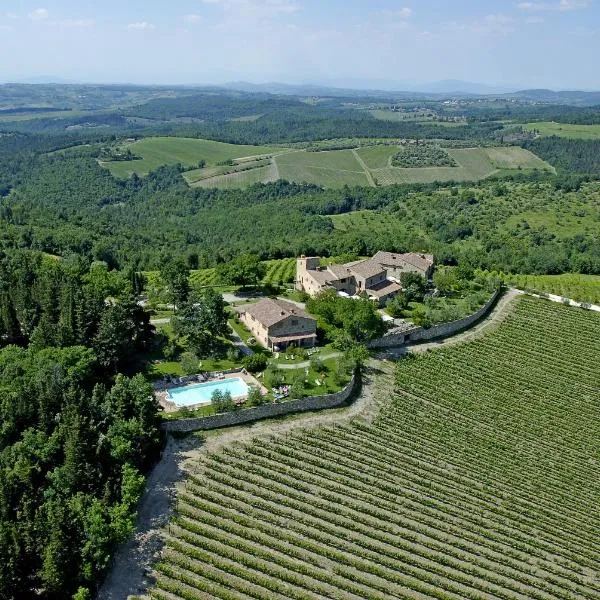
left=0, top=252, right=159, bottom=599
left=1, top=85, right=600, bottom=599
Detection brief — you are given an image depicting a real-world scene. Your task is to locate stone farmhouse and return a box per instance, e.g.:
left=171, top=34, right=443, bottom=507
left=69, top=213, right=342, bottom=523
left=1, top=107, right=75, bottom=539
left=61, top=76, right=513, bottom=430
left=296, top=251, right=434, bottom=305
left=240, top=298, right=317, bottom=351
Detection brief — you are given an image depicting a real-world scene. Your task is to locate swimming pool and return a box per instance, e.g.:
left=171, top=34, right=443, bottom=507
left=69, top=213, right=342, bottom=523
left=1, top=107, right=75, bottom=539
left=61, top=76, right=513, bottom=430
left=167, top=377, right=249, bottom=407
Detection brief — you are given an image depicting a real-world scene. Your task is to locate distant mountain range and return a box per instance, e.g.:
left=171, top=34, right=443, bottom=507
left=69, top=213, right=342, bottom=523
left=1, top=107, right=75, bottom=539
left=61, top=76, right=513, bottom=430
left=223, top=81, right=600, bottom=106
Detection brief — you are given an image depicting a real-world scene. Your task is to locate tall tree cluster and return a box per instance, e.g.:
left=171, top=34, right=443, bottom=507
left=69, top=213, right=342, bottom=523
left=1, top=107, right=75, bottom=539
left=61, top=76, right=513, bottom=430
left=0, top=249, right=160, bottom=599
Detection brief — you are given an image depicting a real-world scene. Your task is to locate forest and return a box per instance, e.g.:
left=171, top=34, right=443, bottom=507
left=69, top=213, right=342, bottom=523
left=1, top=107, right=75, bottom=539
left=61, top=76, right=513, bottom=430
left=0, top=251, right=160, bottom=599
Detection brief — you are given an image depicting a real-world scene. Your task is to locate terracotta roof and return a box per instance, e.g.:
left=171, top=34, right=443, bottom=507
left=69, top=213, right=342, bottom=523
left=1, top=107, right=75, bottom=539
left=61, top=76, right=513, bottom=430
left=346, top=259, right=385, bottom=279
left=327, top=264, right=353, bottom=279
left=244, top=298, right=313, bottom=328
left=270, top=332, right=318, bottom=343
left=372, top=251, right=434, bottom=274
left=366, top=280, right=402, bottom=298
left=306, top=269, right=337, bottom=285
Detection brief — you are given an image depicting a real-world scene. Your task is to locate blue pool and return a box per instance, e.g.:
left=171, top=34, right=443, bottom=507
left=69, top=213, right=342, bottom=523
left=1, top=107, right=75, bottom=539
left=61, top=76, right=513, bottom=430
left=168, top=377, right=249, bottom=407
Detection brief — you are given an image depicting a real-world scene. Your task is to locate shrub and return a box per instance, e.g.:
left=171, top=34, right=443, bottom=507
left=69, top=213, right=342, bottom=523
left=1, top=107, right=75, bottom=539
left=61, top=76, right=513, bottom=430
left=211, top=389, right=235, bottom=413
left=264, top=365, right=285, bottom=389
left=180, top=351, right=199, bottom=375
left=243, top=353, right=268, bottom=373
left=289, top=375, right=305, bottom=399
left=226, top=346, right=241, bottom=362
left=246, top=386, right=265, bottom=407
left=309, top=355, right=327, bottom=373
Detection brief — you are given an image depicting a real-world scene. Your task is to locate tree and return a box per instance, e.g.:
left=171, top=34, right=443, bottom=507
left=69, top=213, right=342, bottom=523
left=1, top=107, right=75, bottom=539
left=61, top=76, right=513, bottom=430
left=180, top=351, right=199, bottom=375
left=289, top=374, right=305, bottom=399
left=386, top=293, right=409, bottom=318
left=264, top=365, right=285, bottom=389
left=216, top=254, right=265, bottom=289
left=243, top=353, right=268, bottom=373
left=246, top=386, right=264, bottom=407
left=342, top=343, right=370, bottom=370
left=172, top=289, right=228, bottom=357
left=400, top=272, right=426, bottom=303
left=160, top=257, right=190, bottom=307
left=432, top=267, right=459, bottom=295
left=211, top=389, right=235, bottom=413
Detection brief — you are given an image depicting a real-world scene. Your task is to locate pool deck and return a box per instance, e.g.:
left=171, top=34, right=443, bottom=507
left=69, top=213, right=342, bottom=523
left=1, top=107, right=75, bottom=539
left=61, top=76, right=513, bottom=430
left=155, top=369, right=266, bottom=412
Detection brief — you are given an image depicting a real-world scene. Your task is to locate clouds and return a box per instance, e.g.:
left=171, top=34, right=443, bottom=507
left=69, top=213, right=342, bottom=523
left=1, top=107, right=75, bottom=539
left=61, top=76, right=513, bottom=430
left=184, top=14, right=204, bottom=23
left=126, top=22, right=155, bottom=30
left=201, top=0, right=301, bottom=16
left=517, top=0, right=589, bottom=11
left=28, top=8, right=49, bottom=21
left=60, top=19, right=95, bottom=28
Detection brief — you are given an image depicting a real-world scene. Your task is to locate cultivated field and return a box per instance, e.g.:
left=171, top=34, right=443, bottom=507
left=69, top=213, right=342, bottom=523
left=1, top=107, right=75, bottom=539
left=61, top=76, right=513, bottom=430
left=524, top=121, right=600, bottom=140
left=101, top=137, right=280, bottom=177
left=189, top=164, right=278, bottom=189
left=148, top=297, right=600, bottom=599
left=363, top=146, right=552, bottom=186
left=146, top=258, right=298, bottom=292
left=275, top=149, right=371, bottom=188
left=485, top=146, right=553, bottom=170
left=508, top=273, right=600, bottom=303
left=104, top=137, right=554, bottom=188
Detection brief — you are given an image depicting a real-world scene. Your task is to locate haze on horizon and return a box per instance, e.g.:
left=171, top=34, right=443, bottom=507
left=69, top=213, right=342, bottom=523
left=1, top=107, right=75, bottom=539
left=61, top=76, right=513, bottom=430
left=1, top=0, right=599, bottom=91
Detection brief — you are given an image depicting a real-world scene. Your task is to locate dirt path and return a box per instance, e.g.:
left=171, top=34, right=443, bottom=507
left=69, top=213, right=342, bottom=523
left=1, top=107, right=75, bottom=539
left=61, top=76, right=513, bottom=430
left=97, top=289, right=522, bottom=599
left=97, top=364, right=392, bottom=600
left=352, top=149, right=376, bottom=187
left=96, top=435, right=205, bottom=600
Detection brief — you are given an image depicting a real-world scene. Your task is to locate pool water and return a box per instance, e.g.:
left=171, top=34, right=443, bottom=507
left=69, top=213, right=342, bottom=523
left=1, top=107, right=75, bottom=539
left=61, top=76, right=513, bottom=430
left=168, top=377, right=250, bottom=407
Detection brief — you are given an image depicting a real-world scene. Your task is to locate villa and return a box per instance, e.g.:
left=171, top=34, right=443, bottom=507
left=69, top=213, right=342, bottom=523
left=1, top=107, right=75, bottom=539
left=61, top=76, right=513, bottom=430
left=240, top=298, right=317, bottom=351
left=296, top=251, right=434, bottom=305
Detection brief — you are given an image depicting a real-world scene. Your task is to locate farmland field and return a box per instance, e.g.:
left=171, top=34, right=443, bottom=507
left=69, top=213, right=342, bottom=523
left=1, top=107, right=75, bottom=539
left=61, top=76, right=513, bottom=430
left=485, top=146, right=553, bottom=170
left=275, top=149, right=370, bottom=187
left=101, top=137, right=280, bottom=177
left=507, top=273, right=600, bottom=303
left=103, top=137, right=554, bottom=188
left=149, top=297, right=600, bottom=599
left=190, top=164, right=278, bottom=189
left=524, top=122, right=600, bottom=139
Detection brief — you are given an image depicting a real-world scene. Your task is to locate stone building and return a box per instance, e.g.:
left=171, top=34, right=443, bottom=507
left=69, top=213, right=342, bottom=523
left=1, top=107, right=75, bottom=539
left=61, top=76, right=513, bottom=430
left=296, top=251, right=433, bottom=305
left=240, top=298, right=317, bottom=351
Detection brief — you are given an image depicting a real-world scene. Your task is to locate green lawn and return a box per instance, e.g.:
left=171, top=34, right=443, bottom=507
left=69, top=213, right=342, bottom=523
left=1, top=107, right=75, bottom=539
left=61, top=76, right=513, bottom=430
left=101, top=137, right=281, bottom=177
left=524, top=122, right=600, bottom=140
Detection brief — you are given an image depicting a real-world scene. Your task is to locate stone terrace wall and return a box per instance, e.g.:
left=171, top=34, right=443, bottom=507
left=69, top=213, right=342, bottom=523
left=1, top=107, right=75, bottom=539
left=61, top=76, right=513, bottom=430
left=368, top=288, right=502, bottom=349
left=162, top=374, right=357, bottom=433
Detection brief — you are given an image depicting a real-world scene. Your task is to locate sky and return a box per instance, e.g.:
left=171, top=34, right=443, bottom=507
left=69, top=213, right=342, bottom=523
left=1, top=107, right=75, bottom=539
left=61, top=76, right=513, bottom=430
left=0, top=0, right=599, bottom=90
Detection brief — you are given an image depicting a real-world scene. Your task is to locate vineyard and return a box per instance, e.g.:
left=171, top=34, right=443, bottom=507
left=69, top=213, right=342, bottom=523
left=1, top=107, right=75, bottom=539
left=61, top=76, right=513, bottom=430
left=146, top=258, right=297, bottom=293
left=507, top=273, right=600, bottom=304
left=148, top=297, right=600, bottom=599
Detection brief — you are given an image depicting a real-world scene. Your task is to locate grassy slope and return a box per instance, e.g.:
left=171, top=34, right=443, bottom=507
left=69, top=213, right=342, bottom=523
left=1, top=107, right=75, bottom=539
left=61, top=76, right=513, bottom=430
left=524, top=122, right=600, bottom=140
left=190, top=164, right=278, bottom=189
left=103, top=137, right=553, bottom=188
left=275, top=149, right=370, bottom=188
left=102, top=137, right=280, bottom=177
left=150, top=297, right=600, bottom=599
left=484, top=146, right=553, bottom=170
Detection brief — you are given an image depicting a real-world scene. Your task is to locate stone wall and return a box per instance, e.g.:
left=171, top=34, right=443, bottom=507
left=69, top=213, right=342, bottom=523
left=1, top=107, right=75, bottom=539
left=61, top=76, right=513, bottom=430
left=368, top=288, right=502, bottom=349
left=161, top=374, right=357, bottom=433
